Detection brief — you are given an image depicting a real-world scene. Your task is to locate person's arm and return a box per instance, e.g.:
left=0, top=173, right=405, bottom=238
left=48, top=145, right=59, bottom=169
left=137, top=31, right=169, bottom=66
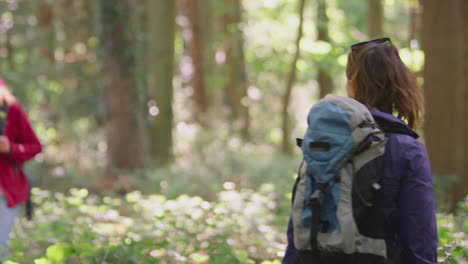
left=282, top=216, right=298, bottom=264
left=5, top=103, right=42, bottom=163
left=399, top=142, right=438, bottom=264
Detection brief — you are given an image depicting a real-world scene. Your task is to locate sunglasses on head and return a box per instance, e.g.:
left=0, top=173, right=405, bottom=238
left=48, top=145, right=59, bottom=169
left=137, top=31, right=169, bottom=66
left=351, top=37, right=391, bottom=51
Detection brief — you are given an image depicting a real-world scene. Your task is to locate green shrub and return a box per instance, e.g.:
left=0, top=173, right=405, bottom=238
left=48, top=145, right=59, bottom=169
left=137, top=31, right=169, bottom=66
left=7, top=187, right=285, bottom=264
left=6, top=189, right=468, bottom=263
left=437, top=198, right=468, bottom=263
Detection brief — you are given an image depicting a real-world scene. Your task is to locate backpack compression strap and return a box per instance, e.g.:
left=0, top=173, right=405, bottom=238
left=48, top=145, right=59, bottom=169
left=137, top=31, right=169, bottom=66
left=296, top=138, right=324, bottom=255
left=291, top=139, right=304, bottom=206
left=307, top=182, right=327, bottom=255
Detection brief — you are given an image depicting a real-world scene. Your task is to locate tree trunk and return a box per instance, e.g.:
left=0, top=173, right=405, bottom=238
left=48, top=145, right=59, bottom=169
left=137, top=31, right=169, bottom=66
left=461, top=0, right=468, bottom=212
left=5, top=24, right=14, bottom=70
left=187, top=0, right=208, bottom=114
left=316, top=0, right=334, bottom=98
left=456, top=0, right=468, bottom=212
left=200, top=0, right=215, bottom=101
left=367, top=0, right=383, bottom=38
left=223, top=0, right=250, bottom=139
left=38, top=2, right=55, bottom=62
left=100, top=0, right=145, bottom=175
left=409, top=4, right=422, bottom=42
left=146, top=0, right=176, bottom=164
left=422, top=0, right=465, bottom=212
left=281, top=0, right=306, bottom=154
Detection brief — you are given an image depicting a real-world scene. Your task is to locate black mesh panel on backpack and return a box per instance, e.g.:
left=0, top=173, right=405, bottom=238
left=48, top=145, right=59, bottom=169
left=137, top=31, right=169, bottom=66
left=352, top=155, right=386, bottom=239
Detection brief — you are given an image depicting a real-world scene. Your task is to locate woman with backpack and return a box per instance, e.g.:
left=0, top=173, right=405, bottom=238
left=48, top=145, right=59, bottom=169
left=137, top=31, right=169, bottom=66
left=0, top=78, right=42, bottom=260
left=283, top=38, right=438, bottom=264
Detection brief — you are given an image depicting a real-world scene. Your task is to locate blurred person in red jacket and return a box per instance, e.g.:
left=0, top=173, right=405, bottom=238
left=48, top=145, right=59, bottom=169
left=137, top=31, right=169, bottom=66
left=0, top=78, right=42, bottom=261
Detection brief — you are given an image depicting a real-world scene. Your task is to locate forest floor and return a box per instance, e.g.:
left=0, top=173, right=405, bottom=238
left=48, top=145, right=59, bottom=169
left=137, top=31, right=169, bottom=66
left=4, top=186, right=467, bottom=264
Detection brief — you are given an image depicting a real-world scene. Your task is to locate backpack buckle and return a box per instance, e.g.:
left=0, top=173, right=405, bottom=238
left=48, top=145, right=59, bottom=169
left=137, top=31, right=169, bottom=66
left=310, top=189, right=322, bottom=201
left=304, top=191, right=321, bottom=207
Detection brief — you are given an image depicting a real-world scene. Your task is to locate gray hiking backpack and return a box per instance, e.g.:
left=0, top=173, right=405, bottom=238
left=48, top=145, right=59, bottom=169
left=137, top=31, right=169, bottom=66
left=292, top=95, right=389, bottom=263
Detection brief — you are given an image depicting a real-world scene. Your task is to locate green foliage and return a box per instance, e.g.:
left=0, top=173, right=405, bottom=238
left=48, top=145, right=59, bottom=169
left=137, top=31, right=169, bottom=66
left=1, top=0, right=423, bottom=186
left=434, top=173, right=459, bottom=211
left=6, top=189, right=467, bottom=263
left=437, top=199, right=468, bottom=263
left=2, top=1, right=466, bottom=263
left=124, top=129, right=299, bottom=229
left=7, top=188, right=285, bottom=263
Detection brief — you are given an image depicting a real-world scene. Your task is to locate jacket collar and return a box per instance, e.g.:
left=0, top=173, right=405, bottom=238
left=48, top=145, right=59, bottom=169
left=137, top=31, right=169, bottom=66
left=371, top=110, right=419, bottom=139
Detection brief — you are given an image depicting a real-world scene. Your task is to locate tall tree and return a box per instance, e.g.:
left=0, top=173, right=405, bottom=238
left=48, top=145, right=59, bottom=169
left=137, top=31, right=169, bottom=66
left=147, top=0, right=176, bottom=164
left=462, top=0, right=468, bottom=213
left=37, top=1, right=54, bottom=62
left=200, top=0, right=216, bottom=103
left=186, top=0, right=209, bottom=115
left=316, top=0, right=334, bottom=98
left=56, top=0, right=99, bottom=120
left=4, top=10, right=15, bottom=70
left=422, top=0, right=466, bottom=212
left=367, top=0, right=383, bottom=38
left=281, top=0, right=306, bottom=154
left=223, top=0, right=250, bottom=139
left=99, top=0, right=145, bottom=176
left=409, top=2, right=422, bottom=42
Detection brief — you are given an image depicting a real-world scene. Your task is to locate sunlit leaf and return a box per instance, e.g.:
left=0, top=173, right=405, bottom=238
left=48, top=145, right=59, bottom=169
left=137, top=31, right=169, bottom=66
left=34, top=258, right=52, bottom=264
left=190, top=253, right=210, bottom=263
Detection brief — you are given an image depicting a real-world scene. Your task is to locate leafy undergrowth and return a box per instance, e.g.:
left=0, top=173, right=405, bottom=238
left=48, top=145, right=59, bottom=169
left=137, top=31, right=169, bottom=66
left=438, top=199, right=468, bottom=264
left=6, top=187, right=286, bottom=264
left=5, top=189, right=467, bottom=264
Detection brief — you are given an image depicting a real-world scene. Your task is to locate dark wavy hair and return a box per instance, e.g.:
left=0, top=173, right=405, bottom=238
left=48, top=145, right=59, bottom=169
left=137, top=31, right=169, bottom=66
left=346, top=39, right=423, bottom=129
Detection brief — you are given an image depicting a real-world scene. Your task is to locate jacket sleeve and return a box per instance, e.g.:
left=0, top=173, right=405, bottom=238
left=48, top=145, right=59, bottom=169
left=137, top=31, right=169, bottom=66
left=282, top=216, right=298, bottom=264
left=6, top=103, right=42, bottom=163
left=399, top=142, right=438, bottom=264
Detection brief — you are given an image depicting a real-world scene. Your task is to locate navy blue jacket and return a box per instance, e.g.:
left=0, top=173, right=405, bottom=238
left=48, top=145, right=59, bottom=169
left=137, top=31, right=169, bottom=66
left=283, top=110, right=438, bottom=264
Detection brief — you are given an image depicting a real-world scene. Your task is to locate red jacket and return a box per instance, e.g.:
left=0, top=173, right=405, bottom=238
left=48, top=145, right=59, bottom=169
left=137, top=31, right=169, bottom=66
left=0, top=102, right=42, bottom=208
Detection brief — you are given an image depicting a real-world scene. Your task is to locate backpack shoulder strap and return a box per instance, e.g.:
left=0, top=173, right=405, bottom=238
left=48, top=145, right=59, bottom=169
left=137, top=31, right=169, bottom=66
left=0, top=102, right=9, bottom=135
left=0, top=102, right=8, bottom=115
left=291, top=159, right=304, bottom=205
